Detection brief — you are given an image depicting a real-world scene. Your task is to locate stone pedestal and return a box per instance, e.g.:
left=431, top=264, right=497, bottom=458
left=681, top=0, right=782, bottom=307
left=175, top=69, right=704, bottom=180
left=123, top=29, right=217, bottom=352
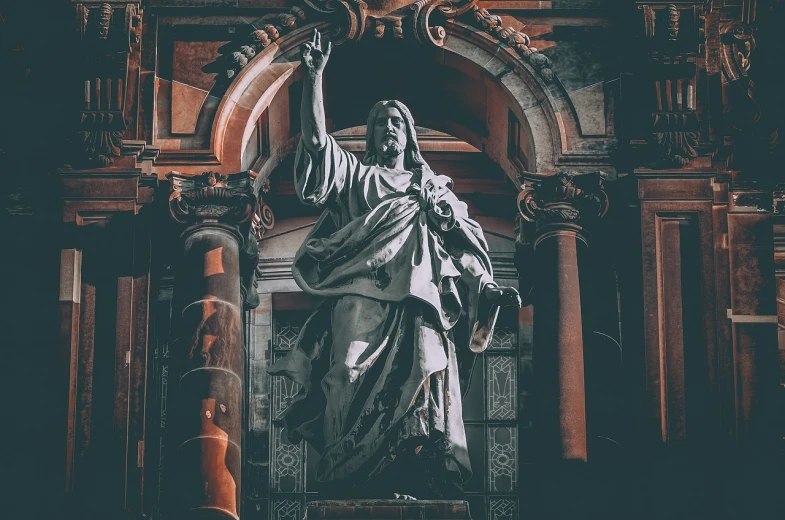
left=304, top=500, right=471, bottom=520
left=168, top=171, right=258, bottom=520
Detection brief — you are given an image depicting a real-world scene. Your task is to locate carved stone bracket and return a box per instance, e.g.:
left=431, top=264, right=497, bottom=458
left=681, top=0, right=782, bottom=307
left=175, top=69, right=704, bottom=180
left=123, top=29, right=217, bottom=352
left=638, top=2, right=707, bottom=168
left=517, top=172, right=609, bottom=230
left=78, top=111, right=125, bottom=168
left=168, top=171, right=258, bottom=226
left=73, top=2, right=143, bottom=169
left=653, top=111, right=700, bottom=167
left=720, top=21, right=761, bottom=137
left=721, top=21, right=755, bottom=81
left=468, top=6, right=554, bottom=83
left=639, top=2, right=706, bottom=54
left=718, top=2, right=783, bottom=172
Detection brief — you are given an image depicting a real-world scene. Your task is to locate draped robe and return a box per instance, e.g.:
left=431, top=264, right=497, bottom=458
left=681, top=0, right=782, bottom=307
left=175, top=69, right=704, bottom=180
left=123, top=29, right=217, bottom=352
left=268, top=135, right=500, bottom=488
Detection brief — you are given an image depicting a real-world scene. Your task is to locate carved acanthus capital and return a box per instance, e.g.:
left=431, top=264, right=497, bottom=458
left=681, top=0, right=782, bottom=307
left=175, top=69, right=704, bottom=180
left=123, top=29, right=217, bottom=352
left=168, top=171, right=258, bottom=226
left=77, top=111, right=125, bottom=168
left=517, top=172, right=609, bottom=230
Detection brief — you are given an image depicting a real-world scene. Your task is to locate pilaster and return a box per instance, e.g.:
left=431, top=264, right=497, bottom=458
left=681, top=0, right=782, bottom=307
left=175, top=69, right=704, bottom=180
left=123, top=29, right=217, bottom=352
left=58, top=166, right=158, bottom=517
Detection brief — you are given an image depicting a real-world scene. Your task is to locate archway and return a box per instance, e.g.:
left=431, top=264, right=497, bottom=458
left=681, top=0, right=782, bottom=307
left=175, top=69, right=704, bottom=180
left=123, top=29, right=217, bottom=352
left=209, top=20, right=592, bottom=181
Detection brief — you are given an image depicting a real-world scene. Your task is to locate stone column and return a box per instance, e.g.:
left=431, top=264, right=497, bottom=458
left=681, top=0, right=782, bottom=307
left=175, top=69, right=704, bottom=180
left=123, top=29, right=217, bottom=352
left=168, top=171, right=258, bottom=520
left=517, top=172, right=608, bottom=462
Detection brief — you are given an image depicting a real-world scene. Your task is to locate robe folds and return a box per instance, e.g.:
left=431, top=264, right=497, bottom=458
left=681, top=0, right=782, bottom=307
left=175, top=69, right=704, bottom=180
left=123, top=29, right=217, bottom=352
left=268, top=135, right=500, bottom=487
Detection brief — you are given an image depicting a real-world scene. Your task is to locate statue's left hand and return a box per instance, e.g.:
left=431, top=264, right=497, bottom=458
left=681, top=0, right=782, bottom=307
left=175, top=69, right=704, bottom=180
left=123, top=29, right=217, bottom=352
left=483, top=285, right=522, bottom=308
left=406, top=181, right=437, bottom=211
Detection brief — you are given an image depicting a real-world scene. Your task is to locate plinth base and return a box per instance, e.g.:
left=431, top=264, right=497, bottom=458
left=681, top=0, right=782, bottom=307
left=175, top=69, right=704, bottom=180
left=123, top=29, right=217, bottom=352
left=304, top=500, right=471, bottom=520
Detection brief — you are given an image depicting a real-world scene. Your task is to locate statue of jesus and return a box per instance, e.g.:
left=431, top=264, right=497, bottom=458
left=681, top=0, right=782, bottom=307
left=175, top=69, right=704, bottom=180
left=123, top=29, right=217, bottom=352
left=269, top=30, right=521, bottom=499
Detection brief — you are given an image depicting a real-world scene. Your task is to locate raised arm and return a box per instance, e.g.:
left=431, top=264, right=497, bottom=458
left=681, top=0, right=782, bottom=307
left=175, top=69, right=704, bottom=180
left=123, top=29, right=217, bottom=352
left=300, top=30, right=331, bottom=154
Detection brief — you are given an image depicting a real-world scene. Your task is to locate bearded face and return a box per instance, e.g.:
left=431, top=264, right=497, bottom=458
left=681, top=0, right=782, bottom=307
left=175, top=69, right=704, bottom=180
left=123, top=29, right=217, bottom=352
left=372, top=106, right=408, bottom=164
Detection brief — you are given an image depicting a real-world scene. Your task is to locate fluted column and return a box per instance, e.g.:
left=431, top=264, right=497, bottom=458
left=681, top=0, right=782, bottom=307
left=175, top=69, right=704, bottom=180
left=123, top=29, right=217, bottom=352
left=168, top=171, right=258, bottom=520
left=517, top=172, right=608, bottom=462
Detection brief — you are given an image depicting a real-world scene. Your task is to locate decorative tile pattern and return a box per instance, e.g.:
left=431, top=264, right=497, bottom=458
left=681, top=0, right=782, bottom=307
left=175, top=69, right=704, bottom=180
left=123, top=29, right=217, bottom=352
left=272, top=367, right=301, bottom=421
left=487, top=356, right=517, bottom=420
left=275, top=320, right=302, bottom=350
left=488, top=326, right=516, bottom=350
left=489, top=497, right=518, bottom=520
left=489, top=426, right=517, bottom=493
left=272, top=498, right=302, bottom=520
left=272, top=427, right=303, bottom=493
left=157, top=347, right=169, bottom=503
left=160, top=363, right=168, bottom=428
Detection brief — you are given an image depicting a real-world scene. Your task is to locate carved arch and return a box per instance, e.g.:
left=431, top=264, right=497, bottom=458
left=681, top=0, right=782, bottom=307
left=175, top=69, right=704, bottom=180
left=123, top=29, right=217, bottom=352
left=211, top=20, right=602, bottom=181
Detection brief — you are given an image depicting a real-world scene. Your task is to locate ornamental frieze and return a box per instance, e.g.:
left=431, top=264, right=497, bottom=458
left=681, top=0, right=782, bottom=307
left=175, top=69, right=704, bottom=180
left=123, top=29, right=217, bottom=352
left=218, top=0, right=556, bottom=84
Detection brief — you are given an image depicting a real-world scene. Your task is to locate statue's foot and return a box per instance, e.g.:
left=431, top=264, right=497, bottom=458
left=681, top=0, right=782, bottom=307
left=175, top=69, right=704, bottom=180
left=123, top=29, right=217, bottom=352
left=393, top=493, right=417, bottom=500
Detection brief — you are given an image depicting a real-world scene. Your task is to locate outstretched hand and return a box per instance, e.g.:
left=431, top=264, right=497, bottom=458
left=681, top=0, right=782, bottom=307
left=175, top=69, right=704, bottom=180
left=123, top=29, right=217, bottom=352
left=301, top=29, right=331, bottom=76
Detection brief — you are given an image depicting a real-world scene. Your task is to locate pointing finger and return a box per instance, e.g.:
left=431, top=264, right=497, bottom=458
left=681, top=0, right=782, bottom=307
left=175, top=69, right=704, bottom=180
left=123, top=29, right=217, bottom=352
left=311, top=28, right=318, bottom=46
left=315, top=30, right=321, bottom=48
left=324, top=39, right=332, bottom=59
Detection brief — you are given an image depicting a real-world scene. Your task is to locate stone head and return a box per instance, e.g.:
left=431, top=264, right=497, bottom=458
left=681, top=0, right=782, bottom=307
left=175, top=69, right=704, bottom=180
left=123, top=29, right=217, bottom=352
left=363, top=100, right=429, bottom=172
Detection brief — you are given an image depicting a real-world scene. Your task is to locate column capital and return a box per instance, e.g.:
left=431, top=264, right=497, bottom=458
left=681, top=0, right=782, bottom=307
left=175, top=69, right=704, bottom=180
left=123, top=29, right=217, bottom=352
left=168, top=170, right=258, bottom=226
left=517, top=171, right=609, bottom=232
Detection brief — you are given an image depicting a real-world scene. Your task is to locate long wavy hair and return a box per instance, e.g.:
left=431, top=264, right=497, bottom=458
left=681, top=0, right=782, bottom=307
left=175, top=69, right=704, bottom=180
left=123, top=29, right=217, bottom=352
left=362, top=100, right=431, bottom=173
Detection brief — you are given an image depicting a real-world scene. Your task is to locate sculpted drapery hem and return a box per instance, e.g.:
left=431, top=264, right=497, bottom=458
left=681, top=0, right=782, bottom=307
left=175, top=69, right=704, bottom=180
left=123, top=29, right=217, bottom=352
left=269, top=135, right=501, bottom=485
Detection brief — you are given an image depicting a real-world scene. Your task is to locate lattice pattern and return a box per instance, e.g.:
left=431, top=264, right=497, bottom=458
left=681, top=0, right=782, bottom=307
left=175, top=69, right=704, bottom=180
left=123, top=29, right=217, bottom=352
left=157, top=350, right=169, bottom=503
left=487, top=356, right=517, bottom=420
left=489, top=426, right=517, bottom=493
left=272, top=498, right=302, bottom=520
left=273, top=370, right=301, bottom=421
left=489, top=326, right=516, bottom=350
left=489, top=498, right=518, bottom=520
left=159, top=364, right=168, bottom=428
left=272, top=427, right=303, bottom=493
left=275, top=320, right=302, bottom=350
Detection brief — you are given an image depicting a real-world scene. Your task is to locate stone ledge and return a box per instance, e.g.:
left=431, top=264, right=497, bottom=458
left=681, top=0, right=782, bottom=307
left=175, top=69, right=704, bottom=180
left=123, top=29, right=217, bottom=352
left=304, top=500, right=471, bottom=520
